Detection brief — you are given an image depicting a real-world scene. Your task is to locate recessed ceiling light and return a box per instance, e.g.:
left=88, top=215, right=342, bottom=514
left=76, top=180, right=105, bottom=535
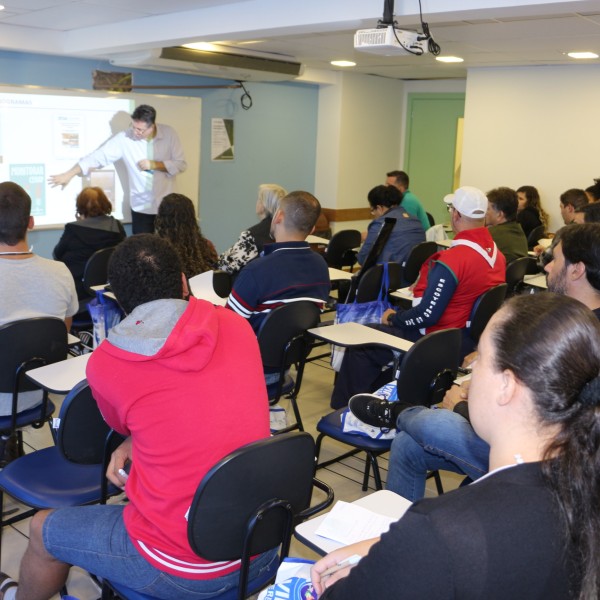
left=330, top=60, right=356, bottom=67
left=0, top=5, right=4, bottom=9
left=435, top=56, right=464, bottom=63
left=567, top=52, right=599, bottom=59
left=183, top=42, right=221, bottom=52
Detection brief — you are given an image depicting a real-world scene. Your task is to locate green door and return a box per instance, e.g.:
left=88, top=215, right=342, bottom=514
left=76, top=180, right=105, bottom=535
left=404, top=93, right=465, bottom=227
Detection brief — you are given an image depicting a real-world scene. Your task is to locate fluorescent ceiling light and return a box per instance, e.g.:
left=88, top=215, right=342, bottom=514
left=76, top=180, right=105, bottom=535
left=330, top=60, right=356, bottom=67
left=436, top=56, right=464, bottom=63
left=567, top=52, right=598, bottom=59
left=183, top=42, right=221, bottom=52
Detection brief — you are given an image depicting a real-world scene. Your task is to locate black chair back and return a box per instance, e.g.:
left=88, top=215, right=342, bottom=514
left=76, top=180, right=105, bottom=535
left=468, top=283, right=508, bottom=344
left=256, top=302, right=321, bottom=370
left=102, top=436, right=333, bottom=600
left=396, top=328, right=462, bottom=407
left=0, top=317, right=68, bottom=395
left=82, top=246, right=117, bottom=296
left=256, top=302, right=321, bottom=432
left=402, top=241, right=437, bottom=285
left=354, top=263, right=402, bottom=303
left=189, top=432, right=315, bottom=560
left=505, top=256, right=530, bottom=296
left=188, top=432, right=333, bottom=600
left=59, top=381, right=111, bottom=465
left=324, top=229, right=361, bottom=270
left=526, top=224, right=545, bottom=249
left=426, top=212, right=435, bottom=227
left=212, top=269, right=233, bottom=298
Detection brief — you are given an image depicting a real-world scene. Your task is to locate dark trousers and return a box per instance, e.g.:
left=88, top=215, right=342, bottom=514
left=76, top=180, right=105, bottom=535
left=131, top=210, right=156, bottom=234
left=330, top=324, right=423, bottom=409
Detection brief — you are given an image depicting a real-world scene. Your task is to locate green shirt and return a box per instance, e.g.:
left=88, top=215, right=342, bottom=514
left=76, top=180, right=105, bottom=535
left=401, top=189, right=430, bottom=231
left=488, top=221, right=528, bottom=264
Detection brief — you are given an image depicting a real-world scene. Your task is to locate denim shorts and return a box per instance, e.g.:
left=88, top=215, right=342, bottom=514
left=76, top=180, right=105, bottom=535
left=43, top=505, right=279, bottom=599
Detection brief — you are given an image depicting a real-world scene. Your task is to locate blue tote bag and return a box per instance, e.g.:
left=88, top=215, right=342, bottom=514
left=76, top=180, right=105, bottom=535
left=331, top=263, right=392, bottom=371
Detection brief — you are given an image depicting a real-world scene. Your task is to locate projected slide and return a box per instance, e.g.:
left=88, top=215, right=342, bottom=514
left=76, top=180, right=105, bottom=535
left=0, top=92, right=134, bottom=227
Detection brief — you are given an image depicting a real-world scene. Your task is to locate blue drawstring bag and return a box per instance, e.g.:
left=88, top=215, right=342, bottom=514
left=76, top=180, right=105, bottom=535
left=331, top=263, right=392, bottom=371
left=87, top=291, right=122, bottom=348
left=258, top=558, right=315, bottom=600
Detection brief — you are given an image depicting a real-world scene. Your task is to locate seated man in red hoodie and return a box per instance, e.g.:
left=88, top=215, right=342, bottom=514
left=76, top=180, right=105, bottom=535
left=0, top=234, right=275, bottom=600
left=331, top=186, right=506, bottom=409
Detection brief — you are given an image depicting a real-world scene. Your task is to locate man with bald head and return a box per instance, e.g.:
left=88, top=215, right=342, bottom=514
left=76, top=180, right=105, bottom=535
left=227, top=190, right=330, bottom=334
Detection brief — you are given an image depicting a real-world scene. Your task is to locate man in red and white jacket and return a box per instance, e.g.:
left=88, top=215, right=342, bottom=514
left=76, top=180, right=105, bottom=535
left=5, top=234, right=275, bottom=600
left=331, top=186, right=506, bottom=409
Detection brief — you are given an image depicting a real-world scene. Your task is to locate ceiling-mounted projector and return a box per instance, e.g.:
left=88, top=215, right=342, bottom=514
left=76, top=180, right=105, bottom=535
left=354, top=25, right=429, bottom=56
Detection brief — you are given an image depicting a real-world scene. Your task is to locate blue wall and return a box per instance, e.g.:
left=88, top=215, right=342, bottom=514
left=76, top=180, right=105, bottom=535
left=0, top=50, right=319, bottom=257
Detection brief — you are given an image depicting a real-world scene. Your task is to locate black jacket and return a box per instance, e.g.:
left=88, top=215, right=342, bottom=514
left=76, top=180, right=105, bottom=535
left=54, top=216, right=126, bottom=299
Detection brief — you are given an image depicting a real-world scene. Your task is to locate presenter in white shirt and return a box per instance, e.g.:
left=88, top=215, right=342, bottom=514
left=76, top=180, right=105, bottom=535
left=49, top=104, right=187, bottom=234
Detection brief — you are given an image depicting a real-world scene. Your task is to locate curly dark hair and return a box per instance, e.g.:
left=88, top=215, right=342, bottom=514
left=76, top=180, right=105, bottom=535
left=108, top=234, right=183, bottom=314
left=491, top=293, right=600, bottom=600
left=155, top=194, right=217, bottom=278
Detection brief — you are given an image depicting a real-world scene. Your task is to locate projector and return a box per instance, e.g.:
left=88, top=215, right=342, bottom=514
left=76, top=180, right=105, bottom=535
left=354, top=25, right=429, bottom=56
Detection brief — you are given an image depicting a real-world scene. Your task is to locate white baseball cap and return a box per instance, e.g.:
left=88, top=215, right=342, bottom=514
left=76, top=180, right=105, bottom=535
left=444, top=186, right=488, bottom=218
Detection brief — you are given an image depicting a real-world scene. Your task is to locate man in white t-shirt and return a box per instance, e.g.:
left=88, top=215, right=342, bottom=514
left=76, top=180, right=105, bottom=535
left=0, top=181, right=78, bottom=424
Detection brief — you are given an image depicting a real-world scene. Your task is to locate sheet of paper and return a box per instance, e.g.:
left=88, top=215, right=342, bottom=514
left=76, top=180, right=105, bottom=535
left=314, top=501, right=397, bottom=545
left=188, top=271, right=227, bottom=306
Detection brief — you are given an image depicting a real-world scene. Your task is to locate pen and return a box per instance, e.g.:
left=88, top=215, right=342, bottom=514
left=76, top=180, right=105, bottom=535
left=320, top=554, right=362, bottom=578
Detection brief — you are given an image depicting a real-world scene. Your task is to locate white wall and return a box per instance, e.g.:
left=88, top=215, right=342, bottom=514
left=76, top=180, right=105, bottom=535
left=315, top=72, right=405, bottom=212
left=461, top=65, right=600, bottom=232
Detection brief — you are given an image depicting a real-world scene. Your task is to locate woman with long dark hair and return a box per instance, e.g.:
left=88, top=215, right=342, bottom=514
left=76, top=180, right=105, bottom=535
left=516, top=184, right=549, bottom=240
left=312, top=292, right=600, bottom=599
left=155, top=193, right=217, bottom=279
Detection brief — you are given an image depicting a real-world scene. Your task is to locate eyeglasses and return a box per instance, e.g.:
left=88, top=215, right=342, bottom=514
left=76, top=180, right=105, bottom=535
left=447, top=205, right=455, bottom=213
left=131, top=122, right=152, bottom=135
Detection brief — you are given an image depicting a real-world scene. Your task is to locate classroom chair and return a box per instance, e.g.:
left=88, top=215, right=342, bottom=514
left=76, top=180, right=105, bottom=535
left=505, top=256, right=530, bottom=297
left=256, top=301, right=321, bottom=433
left=101, top=432, right=334, bottom=600
left=315, top=328, right=462, bottom=491
left=0, top=317, right=68, bottom=461
left=0, top=381, right=120, bottom=566
left=324, top=229, right=361, bottom=271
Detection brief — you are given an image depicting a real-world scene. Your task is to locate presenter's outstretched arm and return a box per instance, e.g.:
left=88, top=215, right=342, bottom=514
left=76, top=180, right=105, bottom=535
left=48, top=164, right=82, bottom=189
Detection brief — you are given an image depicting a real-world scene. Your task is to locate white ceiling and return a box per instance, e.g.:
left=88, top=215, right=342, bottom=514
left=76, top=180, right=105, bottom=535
left=1, top=0, right=600, bottom=80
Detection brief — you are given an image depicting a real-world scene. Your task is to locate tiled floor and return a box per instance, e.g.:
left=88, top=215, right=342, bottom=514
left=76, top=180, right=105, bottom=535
left=2, top=350, right=463, bottom=599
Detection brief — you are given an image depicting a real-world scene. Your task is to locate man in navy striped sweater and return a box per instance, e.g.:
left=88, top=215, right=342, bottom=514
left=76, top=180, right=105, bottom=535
left=227, top=190, right=330, bottom=334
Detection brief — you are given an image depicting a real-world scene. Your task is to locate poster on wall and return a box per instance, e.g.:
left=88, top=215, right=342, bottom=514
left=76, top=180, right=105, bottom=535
left=211, top=118, right=234, bottom=161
